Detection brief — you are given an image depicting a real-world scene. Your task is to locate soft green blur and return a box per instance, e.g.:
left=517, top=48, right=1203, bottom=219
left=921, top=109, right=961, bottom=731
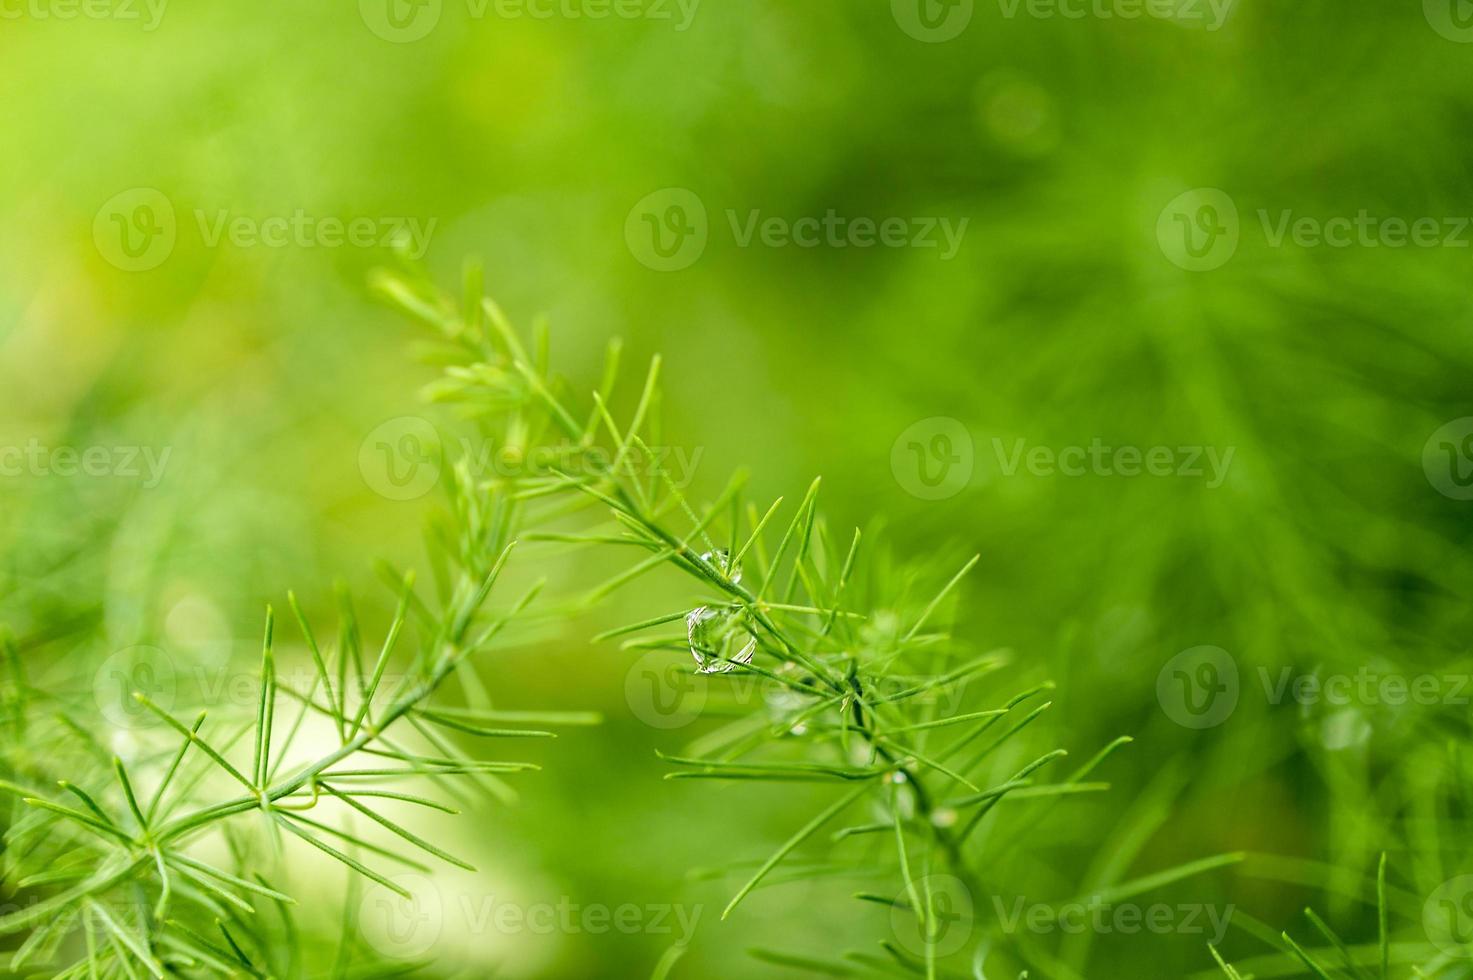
left=5, top=1, right=1473, bottom=976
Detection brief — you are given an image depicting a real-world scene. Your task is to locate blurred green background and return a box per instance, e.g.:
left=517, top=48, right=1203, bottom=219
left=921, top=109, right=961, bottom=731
left=6, top=0, right=1473, bottom=975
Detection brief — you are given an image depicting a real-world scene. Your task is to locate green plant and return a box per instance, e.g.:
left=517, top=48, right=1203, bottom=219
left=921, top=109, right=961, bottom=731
left=367, top=256, right=1241, bottom=978
left=0, top=464, right=595, bottom=975
left=1209, top=858, right=1400, bottom=980
left=0, top=254, right=1235, bottom=978
left=1198, top=718, right=1473, bottom=978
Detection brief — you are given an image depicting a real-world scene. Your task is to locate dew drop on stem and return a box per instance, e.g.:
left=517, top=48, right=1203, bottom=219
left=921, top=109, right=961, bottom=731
left=687, top=550, right=757, bottom=675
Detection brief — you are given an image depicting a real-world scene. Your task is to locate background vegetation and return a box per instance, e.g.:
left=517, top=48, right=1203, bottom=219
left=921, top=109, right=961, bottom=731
left=4, top=0, right=1473, bottom=976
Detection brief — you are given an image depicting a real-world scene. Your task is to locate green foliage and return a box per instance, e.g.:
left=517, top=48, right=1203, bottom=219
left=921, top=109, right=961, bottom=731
left=4, top=244, right=1470, bottom=976
left=0, top=255, right=1118, bottom=976
left=0, top=494, right=588, bottom=974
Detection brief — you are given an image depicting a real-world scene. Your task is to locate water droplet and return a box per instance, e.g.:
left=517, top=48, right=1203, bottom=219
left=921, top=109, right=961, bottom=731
left=687, top=550, right=757, bottom=674
left=931, top=807, right=959, bottom=829
left=686, top=604, right=757, bottom=674
left=701, top=549, right=742, bottom=585
left=685, top=610, right=754, bottom=672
